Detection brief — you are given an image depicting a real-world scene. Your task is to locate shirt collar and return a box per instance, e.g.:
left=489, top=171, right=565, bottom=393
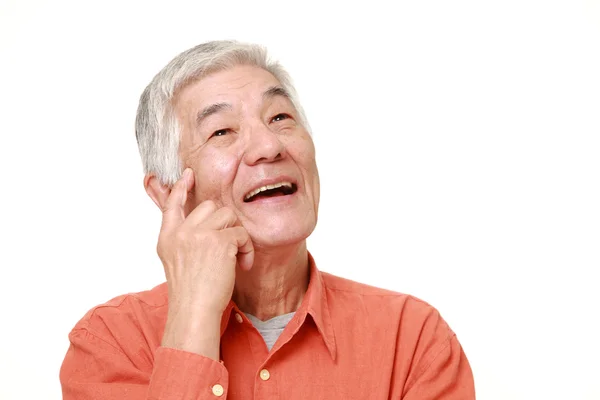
left=219, top=251, right=337, bottom=360
left=304, top=252, right=337, bottom=360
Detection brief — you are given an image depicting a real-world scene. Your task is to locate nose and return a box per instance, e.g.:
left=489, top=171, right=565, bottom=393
left=242, top=123, right=286, bottom=165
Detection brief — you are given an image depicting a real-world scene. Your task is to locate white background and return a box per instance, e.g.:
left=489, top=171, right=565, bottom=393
left=1, top=0, right=599, bottom=399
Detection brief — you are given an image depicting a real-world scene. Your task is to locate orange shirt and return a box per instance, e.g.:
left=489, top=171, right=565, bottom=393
left=60, top=254, right=475, bottom=399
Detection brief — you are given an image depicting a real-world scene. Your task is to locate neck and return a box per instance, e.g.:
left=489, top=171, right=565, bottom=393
left=233, top=241, right=310, bottom=321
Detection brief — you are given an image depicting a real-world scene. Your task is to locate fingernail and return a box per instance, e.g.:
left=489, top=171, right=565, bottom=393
left=183, top=168, right=192, bottom=180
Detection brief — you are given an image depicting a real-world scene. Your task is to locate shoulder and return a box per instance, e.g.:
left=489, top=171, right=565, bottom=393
left=320, top=271, right=454, bottom=341
left=321, top=271, right=442, bottom=315
left=63, top=284, right=168, bottom=377
left=71, top=282, right=169, bottom=338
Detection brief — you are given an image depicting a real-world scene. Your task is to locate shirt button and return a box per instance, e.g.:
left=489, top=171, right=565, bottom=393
left=235, top=313, right=243, bottom=323
left=212, top=384, right=224, bottom=396
left=259, top=369, right=270, bottom=381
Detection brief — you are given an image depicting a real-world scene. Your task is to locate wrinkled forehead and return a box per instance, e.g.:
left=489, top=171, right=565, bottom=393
left=173, top=65, right=284, bottom=110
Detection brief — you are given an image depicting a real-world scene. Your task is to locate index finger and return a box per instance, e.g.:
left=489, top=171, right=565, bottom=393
left=160, top=168, right=194, bottom=233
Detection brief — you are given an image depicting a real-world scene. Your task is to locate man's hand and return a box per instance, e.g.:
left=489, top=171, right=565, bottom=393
left=157, top=168, right=254, bottom=360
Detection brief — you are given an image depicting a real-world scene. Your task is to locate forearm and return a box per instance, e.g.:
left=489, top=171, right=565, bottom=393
left=61, top=328, right=230, bottom=400
left=148, top=347, right=229, bottom=400
left=161, top=307, right=222, bottom=361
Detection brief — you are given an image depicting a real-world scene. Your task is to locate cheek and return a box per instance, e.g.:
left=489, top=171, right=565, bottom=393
left=287, top=132, right=316, bottom=159
left=286, top=136, right=319, bottom=199
left=192, top=152, right=239, bottom=202
left=292, top=138, right=318, bottom=174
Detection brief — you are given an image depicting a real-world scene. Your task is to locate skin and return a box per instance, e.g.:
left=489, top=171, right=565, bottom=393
left=144, top=65, right=320, bottom=360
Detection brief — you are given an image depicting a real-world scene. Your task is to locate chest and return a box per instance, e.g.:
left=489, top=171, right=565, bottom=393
left=220, top=321, right=403, bottom=400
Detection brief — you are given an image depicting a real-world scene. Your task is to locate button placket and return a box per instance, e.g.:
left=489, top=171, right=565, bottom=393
left=254, top=365, right=278, bottom=399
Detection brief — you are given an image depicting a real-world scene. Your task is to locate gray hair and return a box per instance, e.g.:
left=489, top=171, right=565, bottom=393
left=135, top=40, right=310, bottom=186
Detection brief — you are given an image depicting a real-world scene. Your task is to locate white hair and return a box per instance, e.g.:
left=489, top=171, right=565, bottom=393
left=135, top=40, right=310, bottom=186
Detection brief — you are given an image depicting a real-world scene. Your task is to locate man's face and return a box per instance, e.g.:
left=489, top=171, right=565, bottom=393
left=174, top=65, right=320, bottom=247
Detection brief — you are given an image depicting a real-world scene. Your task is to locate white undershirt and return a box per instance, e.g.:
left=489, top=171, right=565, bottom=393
left=244, top=312, right=296, bottom=351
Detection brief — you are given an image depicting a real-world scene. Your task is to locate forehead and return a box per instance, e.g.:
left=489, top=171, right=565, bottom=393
left=174, top=65, right=282, bottom=110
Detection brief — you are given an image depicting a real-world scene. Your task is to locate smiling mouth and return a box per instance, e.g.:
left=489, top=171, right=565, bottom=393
left=243, top=182, right=298, bottom=203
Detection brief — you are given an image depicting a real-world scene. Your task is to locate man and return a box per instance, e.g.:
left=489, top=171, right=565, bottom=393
left=60, top=40, right=475, bottom=399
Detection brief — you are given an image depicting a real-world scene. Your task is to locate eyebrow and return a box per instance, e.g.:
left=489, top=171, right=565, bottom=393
left=263, top=86, right=291, bottom=101
left=195, top=86, right=291, bottom=128
left=196, top=102, right=232, bottom=128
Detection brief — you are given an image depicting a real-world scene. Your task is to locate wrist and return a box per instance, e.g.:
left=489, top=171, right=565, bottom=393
left=162, top=306, right=222, bottom=360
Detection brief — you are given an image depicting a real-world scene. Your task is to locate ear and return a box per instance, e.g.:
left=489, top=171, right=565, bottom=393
left=144, top=175, right=171, bottom=211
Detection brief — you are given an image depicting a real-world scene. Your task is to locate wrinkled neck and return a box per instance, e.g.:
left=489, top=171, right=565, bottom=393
left=233, top=241, right=309, bottom=321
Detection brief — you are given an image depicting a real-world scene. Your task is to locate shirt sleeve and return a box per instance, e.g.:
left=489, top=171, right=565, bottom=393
left=399, top=301, right=476, bottom=400
left=60, top=328, right=229, bottom=400
left=401, top=333, right=475, bottom=399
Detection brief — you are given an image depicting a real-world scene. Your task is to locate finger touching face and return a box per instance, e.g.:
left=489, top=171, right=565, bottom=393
left=173, top=65, right=320, bottom=247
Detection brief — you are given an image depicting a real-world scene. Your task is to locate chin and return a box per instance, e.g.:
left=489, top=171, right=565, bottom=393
left=248, top=217, right=316, bottom=248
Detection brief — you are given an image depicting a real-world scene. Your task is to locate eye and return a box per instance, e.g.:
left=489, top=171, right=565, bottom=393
left=271, top=113, right=291, bottom=123
left=211, top=128, right=230, bottom=138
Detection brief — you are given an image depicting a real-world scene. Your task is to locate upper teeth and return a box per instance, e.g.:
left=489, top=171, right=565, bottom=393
left=244, top=181, right=293, bottom=201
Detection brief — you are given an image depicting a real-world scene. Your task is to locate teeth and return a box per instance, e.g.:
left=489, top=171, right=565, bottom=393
left=244, top=181, right=293, bottom=201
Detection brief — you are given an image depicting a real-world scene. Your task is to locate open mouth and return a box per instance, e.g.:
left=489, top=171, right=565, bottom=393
left=243, top=182, right=298, bottom=203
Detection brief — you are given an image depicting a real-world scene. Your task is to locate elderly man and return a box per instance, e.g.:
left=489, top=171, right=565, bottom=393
left=60, top=40, right=475, bottom=399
